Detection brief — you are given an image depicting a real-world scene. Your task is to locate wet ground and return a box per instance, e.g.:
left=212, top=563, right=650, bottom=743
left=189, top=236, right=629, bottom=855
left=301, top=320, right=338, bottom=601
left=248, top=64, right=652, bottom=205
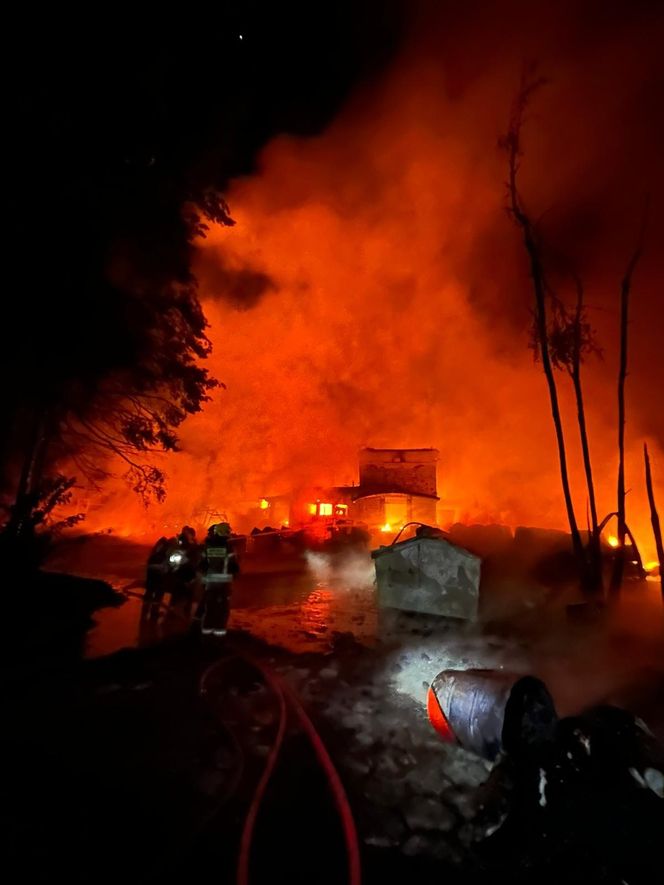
left=30, top=533, right=664, bottom=882
left=46, top=535, right=379, bottom=657
left=46, top=534, right=664, bottom=732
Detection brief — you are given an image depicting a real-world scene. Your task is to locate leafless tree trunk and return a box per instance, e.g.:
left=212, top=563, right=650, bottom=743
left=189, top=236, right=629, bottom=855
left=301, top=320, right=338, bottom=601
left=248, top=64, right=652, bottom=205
left=609, top=241, right=643, bottom=597
left=503, top=80, right=584, bottom=567
left=570, top=280, right=602, bottom=589
left=644, top=443, right=664, bottom=602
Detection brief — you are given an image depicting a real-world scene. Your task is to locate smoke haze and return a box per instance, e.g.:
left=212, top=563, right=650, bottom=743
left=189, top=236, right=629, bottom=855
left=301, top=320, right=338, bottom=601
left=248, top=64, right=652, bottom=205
left=84, top=1, right=664, bottom=560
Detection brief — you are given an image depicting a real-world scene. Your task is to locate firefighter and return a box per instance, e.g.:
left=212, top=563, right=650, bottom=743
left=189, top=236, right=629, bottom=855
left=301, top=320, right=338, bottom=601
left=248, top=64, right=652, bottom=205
left=198, top=522, right=238, bottom=636
left=177, top=525, right=197, bottom=549
left=167, top=526, right=201, bottom=613
left=145, top=535, right=172, bottom=603
left=173, top=525, right=200, bottom=581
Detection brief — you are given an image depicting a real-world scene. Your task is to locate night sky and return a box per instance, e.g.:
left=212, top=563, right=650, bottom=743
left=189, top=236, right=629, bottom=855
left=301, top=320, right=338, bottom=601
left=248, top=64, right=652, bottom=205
left=7, top=2, right=406, bottom=184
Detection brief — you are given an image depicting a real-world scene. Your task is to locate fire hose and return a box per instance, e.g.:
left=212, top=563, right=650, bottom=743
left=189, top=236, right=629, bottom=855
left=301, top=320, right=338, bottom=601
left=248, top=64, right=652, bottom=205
left=121, top=587, right=361, bottom=884
left=200, top=655, right=362, bottom=885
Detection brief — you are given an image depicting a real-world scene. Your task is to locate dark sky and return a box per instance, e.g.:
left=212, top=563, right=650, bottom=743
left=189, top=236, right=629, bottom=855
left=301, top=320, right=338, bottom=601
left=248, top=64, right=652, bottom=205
left=6, top=1, right=407, bottom=188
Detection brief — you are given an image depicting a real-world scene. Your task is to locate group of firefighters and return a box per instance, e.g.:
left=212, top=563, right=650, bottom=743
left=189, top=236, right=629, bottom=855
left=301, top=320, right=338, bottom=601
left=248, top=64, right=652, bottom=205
left=145, top=522, right=239, bottom=637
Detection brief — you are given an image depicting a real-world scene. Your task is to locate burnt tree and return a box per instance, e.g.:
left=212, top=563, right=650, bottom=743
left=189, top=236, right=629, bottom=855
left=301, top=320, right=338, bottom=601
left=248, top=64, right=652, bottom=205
left=644, top=443, right=664, bottom=601
left=548, top=279, right=603, bottom=590
left=609, top=238, right=644, bottom=596
left=501, top=75, right=585, bottom=569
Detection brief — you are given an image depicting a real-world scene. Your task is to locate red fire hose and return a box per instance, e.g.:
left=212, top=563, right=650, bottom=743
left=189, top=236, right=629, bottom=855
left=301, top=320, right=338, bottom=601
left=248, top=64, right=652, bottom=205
left=274, top=668, right=362, bottom=885
left=201, top=655, right=361, bottom=885
left=230, top=660, right=287, bottom=885
left=123, top=588, right=361, bottom=883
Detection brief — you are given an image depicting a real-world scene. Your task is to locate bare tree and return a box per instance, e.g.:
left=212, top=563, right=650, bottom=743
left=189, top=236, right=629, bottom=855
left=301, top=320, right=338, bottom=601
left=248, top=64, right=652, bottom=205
left=501, top=73, right=585, bottom=568
left=644, top=443, right=664, bottom=602
left=548, top=279, right=603, bottom=589
left=609, top=231, right=645, bottom=596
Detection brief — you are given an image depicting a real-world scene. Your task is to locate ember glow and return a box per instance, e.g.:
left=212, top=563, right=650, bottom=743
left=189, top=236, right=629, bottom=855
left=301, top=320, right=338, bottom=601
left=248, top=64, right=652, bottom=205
left=607, top=536, right=620, bottom=549
left=74, top=6, right=664, bottom=562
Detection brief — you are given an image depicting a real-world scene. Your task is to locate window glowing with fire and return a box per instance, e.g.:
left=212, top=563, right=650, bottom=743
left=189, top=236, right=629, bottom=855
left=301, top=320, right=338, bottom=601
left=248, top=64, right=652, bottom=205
left=308, top=502, right=348, bottom=517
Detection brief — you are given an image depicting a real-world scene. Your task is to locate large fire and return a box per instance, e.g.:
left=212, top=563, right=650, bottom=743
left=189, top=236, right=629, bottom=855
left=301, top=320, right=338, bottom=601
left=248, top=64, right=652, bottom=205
left=74, top=14, right=664, bottom=563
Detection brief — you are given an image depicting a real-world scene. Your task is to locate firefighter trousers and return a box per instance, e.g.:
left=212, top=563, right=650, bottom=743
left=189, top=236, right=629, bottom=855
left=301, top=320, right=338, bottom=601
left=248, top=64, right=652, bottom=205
left=200, top=576, right=232, bottom=634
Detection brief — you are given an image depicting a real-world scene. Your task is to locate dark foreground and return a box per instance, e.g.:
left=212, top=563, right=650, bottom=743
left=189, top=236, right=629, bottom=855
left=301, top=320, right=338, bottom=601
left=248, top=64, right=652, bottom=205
left=4, top=631, right=663, bottom=884
left=3, top=537, right=664, bottom=883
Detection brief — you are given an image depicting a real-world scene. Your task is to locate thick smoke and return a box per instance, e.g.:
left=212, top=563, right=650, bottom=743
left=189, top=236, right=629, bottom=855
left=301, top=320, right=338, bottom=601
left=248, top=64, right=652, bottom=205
left=305, top=550, right=376, bottom=592
left=85, top=1, right=664, bottom=559
left=195, top=252, right=276, bottom=311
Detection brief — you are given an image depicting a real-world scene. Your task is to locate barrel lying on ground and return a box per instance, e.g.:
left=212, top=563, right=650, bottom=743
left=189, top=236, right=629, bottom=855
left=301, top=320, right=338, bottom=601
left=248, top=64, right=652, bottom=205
left=427, top=669, right=558, bottom=760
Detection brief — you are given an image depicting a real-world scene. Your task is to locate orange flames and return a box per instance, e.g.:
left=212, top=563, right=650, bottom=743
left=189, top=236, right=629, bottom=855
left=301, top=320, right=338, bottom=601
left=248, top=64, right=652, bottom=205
left=72, top=15, right=664, bottom=562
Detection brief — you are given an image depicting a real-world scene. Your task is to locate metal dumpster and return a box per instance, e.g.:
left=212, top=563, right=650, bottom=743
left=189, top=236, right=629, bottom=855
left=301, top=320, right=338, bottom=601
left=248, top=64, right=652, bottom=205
left=371, top=535, right=481, bottom=620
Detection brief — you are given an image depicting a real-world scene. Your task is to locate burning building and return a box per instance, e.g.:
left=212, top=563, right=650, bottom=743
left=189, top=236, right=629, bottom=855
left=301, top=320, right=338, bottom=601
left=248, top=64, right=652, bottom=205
left=258, top=447, right=441, bottom=534
left=349, top=447, right=439, bottom=530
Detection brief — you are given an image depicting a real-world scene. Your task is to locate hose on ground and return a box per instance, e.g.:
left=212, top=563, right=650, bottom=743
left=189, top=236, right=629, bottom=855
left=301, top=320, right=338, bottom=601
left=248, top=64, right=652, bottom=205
left=201, top=654, right=361, bottom=885
left=122, top=586, right=361, bottom=883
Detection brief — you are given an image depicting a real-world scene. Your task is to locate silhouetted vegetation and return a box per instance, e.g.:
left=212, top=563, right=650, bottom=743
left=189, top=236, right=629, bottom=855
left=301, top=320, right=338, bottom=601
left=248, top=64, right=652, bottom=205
left=502, top=70, right=647, bottom=595
left=501, top=71, right=586, bottom=580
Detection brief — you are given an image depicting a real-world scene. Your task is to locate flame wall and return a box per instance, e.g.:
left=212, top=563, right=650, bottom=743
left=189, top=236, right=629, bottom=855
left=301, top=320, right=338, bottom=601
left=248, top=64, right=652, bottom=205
left=82, top=2, right=664, bottom=560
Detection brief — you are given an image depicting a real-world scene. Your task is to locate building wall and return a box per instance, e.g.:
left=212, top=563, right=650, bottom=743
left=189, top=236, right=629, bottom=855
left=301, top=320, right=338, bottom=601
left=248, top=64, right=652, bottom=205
left=351, top=493, right=437, bottom=528
left=358, top=448, right=438, bottom=497
left=280, top=450, right=441, bottom=529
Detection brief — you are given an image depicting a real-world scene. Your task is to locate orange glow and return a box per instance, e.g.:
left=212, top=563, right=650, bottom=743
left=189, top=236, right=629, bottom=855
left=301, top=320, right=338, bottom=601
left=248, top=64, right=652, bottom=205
left=380, top=523, right=392, bottom=533
left=67, top=40, right=664, bottom=562
left=259, top=498, right=270, bottom=510
left=645, top=560, right=659, bottom=572
left=319, top=502, right=333, bottom=516
left=607, top=535, right=620, bottom=548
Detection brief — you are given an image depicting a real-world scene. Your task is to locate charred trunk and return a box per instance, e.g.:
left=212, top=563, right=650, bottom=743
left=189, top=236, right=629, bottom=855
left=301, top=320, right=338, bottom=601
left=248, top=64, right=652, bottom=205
left=644, top=443, right=664, bottom=602
left=503, top=86, right=584, bottom=575
left=610, top=276, right=628, bottom=596
left=569, top=281, right=602, bottom=591
left=571, top=366, right=602, bottom=592
left=525, top=243, right=584, bottom=568
left=609, top=239, right=642, bottom=597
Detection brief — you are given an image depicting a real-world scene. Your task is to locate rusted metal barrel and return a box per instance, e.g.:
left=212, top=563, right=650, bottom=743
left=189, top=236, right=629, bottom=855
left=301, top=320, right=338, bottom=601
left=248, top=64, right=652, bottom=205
left=427, top=669, right=557, bottom=761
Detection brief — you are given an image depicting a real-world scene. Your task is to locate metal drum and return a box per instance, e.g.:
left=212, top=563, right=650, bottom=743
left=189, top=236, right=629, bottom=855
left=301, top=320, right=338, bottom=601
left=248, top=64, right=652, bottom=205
left=428, top=669, right=557, bottom=760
